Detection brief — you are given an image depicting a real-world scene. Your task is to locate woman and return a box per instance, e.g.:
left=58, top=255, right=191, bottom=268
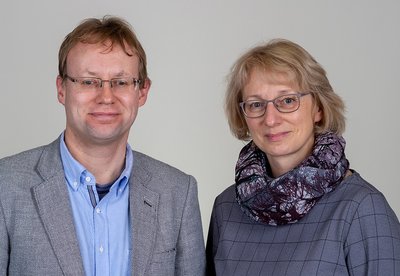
left=206, top=39, right=400, bottom=275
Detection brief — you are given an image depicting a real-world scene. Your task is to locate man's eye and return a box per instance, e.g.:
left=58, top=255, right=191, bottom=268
left=113, top=79, right=129, bottom=87
left=81, top=79, right=98, bottom=86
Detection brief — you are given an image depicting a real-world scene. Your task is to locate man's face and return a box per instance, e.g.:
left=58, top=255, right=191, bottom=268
left=56, top=42, right=150, bottom=147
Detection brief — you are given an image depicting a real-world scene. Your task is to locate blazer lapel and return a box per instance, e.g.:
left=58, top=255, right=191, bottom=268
left=33, top=139, right=85, bottom=275
left=130, top=153, right=160, bottom=276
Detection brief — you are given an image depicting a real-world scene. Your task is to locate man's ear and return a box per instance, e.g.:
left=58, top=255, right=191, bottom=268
left=56, top=76, right=66, bottom=105
left=138, top=78, right=151, bottom=106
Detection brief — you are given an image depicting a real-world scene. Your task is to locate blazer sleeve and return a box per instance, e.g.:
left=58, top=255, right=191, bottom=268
left=175, top=175, right=206, bottom=276
left=345, top=192, right=400, bottom=275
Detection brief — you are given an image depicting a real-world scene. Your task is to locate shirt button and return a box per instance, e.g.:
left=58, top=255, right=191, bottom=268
left=85, top=176, right=91, bottom=182
left=96, top=208, right=101, bottom=214
left=99, top=246, right=104, bottom=253
left=73, top=181, right=78, bottom=187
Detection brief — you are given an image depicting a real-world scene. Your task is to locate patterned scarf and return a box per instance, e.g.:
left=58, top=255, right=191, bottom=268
left=235, top=132, right=349, bottom=226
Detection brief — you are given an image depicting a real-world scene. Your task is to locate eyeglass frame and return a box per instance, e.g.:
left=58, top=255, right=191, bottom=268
left=64, top=75, right=142, bottom=90
left=239, top=92, right=311, bottom=118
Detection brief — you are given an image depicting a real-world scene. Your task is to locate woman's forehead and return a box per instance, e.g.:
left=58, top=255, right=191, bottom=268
left=247, top=67, right=299, bottom=89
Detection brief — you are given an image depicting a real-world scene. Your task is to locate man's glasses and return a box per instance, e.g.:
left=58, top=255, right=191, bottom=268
left=64, top=75, right=141, bottom=92
left=239, top=92, right=311, bottom=118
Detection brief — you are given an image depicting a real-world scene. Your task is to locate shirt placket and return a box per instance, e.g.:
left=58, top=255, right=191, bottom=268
left=94, top=198, right=109, bottom=275
left=82, top=172, right=110, bottom=276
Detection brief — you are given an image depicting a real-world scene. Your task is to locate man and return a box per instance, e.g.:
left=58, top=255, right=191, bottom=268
left=0, top=16, right=205, bottom=275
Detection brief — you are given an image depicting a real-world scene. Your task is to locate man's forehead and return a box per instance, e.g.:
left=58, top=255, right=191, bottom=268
left=71, top=41, right=136, bottom=55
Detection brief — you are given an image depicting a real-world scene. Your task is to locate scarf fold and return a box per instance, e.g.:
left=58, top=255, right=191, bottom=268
left=235, top=132, right=349, bottom=226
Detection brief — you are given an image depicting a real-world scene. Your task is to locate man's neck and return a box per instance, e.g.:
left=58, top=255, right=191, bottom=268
left=64, top=135, right=128, bottom=185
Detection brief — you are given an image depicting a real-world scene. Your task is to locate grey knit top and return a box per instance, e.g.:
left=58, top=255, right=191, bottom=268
left=206, top=171, right=400, bottom=275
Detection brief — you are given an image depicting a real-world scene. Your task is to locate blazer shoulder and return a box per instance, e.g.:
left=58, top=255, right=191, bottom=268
left=132, top=150, right=196, bottom=192
left=0, top=139, right=61, bottom=185
left=0, top=145, right=47, bottom=172
left=133, top=151, right=190, bottom=177
left=0, top=144, right=48, bottom=200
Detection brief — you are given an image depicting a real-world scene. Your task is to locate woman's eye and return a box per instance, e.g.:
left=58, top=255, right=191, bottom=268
left=280, top=96, right=297, bottom=105
left=249, top=102, right=263, bottom=109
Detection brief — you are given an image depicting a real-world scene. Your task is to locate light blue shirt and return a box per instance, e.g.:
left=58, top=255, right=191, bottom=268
left=60, top=133, right=133, bottom=276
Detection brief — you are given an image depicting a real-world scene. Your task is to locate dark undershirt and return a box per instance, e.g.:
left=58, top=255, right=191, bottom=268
left=96, top=183, right=113, bottom=201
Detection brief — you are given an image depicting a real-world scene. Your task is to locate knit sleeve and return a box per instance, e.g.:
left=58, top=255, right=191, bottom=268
left=344, top=192, right=400, bottom=275
left=206, top=198, right=220, bottom=276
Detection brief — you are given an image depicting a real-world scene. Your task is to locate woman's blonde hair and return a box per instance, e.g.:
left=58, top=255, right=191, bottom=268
left=225, top=39, right=345, bottom=140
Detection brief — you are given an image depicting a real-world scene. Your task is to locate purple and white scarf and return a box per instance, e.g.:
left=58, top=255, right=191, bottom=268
left=235, top=132, right=349, bottom=226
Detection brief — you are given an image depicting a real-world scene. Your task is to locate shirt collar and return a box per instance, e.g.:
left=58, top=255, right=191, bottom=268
left=59, top=132, right=133, bottom=195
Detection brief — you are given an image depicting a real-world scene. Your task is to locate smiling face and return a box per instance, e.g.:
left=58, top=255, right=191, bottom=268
left=56, top=42, right=150, bottom=148
left=243, top=69, right=322, bottom=175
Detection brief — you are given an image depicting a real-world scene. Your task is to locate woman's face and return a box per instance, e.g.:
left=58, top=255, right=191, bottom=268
left=242, top=69, right=322, bottom=175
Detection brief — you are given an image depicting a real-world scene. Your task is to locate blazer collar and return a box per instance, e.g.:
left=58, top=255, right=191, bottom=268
left=33, top=137, right=85, bottom=275
left=129, top=151, right=160, bottom=276
left=32, top=138, right=161, bottom=276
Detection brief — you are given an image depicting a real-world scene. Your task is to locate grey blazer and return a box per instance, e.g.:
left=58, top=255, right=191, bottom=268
left=0, top=138, right=206, bottom=276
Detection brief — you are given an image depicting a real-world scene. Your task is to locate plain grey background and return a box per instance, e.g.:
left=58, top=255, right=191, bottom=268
left=1, top=1, right=399, bottom=237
